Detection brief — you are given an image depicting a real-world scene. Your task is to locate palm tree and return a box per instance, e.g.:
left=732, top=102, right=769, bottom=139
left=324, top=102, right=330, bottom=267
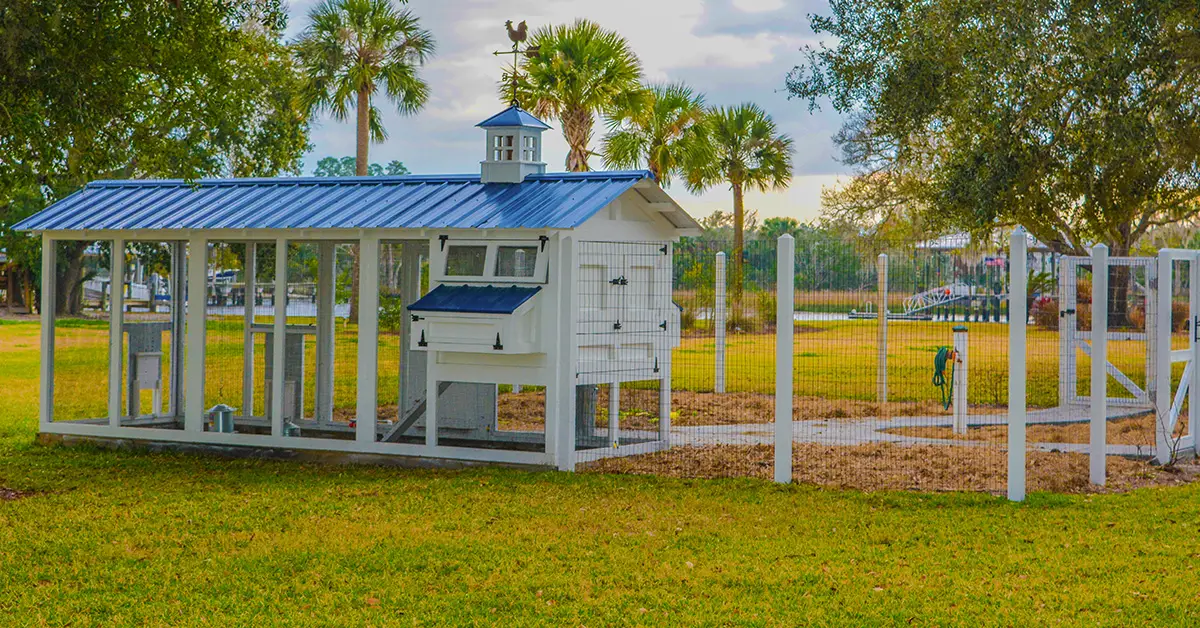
left=687, top=103, right=794, bottom=301
left=294, top=0, right=435, bottom=318
left=511, top=19, right=642, bottom=172
left=602, top=82, right=707, bottom=186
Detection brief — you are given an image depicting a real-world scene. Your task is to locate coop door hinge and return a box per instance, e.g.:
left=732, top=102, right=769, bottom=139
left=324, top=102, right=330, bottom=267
left=417, top=330, right=427, bottom=347
left=438, top=234, right=448, bottom=251
left=539, top=235, right=548, bottom=252
left=613, top=320, right=622, bottom=330
left=660, top=245, right=668, bottom=254
left=659, top=320, right=667, bottom=330
left=610, top=275, right=628, bottom=286
left=653, top=357, right=660, bottom=373
left=411, top=314, right=422, bottom=322
left=493, top=333, right=504, bottom=351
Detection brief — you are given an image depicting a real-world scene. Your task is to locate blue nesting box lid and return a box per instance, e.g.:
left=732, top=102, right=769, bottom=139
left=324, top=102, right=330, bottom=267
left=408, top=284, right=542, bottom=315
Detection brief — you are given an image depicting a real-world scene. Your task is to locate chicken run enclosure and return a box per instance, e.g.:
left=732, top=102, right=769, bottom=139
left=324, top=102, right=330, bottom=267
left=14, top=107, right=1198, bottom=497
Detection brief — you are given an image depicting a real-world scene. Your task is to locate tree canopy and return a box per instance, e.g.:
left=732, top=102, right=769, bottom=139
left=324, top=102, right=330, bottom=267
left=0, top=0, right=311, bottom=312
left=294, top=0, right=434, bottom=176
left=788, top=0, right=1200, bottom=256
left=602, top=82, right=707, bottom=187
left=511, top=19, right=643, bottom=172
left=313, top=156, right=409, bottom=177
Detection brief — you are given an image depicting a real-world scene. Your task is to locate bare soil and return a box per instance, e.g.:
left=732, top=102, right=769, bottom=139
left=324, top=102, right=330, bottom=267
left=582, top=443, right=1199, bottom=494
left=0, top=487, right=39, bottom=501
left=882, top=413, right=1186, bottom=447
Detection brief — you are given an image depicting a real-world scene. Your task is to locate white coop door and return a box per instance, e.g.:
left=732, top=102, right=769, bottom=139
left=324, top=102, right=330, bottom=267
left=577, top=242, right=671, bottom=380
left=1153, top=249, right=1200, bottom=464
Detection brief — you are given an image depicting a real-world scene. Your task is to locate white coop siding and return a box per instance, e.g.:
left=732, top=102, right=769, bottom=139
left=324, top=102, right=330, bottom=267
left=576, top=241, right=677, bottom=385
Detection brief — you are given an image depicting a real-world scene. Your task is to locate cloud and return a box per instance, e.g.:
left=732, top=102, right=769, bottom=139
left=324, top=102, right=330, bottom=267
left=288, top=0, right=847, bottom=220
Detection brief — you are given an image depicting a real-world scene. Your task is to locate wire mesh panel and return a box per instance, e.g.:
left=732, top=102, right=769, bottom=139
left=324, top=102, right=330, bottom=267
left=50, top=240, right=112, bottom=424
left=120, top=240, right=183, bottom=429
left=203, top=241, right=252, bottom=428
left=581, top=238, right=777, bottom=479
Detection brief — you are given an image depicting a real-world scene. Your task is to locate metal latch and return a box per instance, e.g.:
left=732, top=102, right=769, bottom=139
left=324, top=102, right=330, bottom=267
left=610, top=275, right=628, bottom=286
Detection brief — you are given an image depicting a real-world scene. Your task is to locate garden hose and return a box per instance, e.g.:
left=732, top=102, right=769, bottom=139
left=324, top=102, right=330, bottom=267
left=932, top=347, right=957, bottom=410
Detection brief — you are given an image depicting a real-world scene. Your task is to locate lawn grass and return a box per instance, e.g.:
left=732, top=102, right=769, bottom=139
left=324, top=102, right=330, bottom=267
left=3, top=320, right=1200, bottom=624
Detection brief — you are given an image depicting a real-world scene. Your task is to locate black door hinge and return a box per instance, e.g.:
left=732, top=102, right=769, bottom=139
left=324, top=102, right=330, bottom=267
left=653, top=357, right=660, bottom=373
left=659, top=320, right=667, bottom=330
left=539, top=235, right=549, bottom=252
left=613, top=320, right=622, bottom=330
left=493, top=333, right=504, bottom=351
left=610, top=275, right=628, bottom=286
left=417, top=330, right=427, bottom=347
left=439, top=234, right=449, bottom=251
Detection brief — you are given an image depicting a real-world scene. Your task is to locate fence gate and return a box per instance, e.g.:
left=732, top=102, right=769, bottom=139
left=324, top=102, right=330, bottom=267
left=1058, top=256, right=1156, bottom=408
left=1154, top=249, right=1200, bottom=464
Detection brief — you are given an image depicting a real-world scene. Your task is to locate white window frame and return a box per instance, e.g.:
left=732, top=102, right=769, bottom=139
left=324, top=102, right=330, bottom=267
left=434, top=238, right=549, bottom=284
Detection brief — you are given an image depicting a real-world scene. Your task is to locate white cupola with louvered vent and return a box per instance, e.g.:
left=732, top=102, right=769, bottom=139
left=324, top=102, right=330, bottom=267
left=477, top=104, right=550, bottom=184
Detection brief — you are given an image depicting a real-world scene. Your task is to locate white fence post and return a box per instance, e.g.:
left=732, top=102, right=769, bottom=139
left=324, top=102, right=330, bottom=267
left=877, top=253, right=888, bottom=404
left=108, top=238, right=125, bottom=428
left=1090, top=244, right=1109, bottom=485
left=774, top=234, right=795, bottom=484
left=953, top=325, right=969, bottom=434
left=714, top=251, right=727, bottom=394
left=356, top=236, right=381, bottom=445
left=1155, top=249, right=1173, bottom=465
left=39, top=235, right=56, bottom=428
left=1008, top=228, right=1028, bottom=501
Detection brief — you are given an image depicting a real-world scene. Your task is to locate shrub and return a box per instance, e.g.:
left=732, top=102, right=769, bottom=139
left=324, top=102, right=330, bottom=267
left=725, top=305, right=760, bottom=333
left=679, top=305, right=697, bottom=332
left=1032, top=296, right=1058, bottom=330
left=756, top=290, right=777, bottom=328
left=379, top=294, right=406, bottom=330
left=1173, top=300, right=1190, bottom=332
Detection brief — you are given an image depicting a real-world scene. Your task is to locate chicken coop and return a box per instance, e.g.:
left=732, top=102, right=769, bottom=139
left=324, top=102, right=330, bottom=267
left=17, top=104, right=699, bottom=470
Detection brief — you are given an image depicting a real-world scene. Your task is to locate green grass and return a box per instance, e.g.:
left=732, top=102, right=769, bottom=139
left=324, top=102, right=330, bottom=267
left=2, top=320, right=1200, bottom=624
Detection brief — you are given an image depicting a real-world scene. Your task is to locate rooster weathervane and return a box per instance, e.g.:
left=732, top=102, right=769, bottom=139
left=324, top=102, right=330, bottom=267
left=494, top=20, right=539, bottom=107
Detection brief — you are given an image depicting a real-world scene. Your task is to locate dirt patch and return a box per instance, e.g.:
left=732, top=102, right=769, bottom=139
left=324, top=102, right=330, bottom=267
left=581, top=443, right=1199, bottom=494
left=0, top=487, right=40, bottom=501
left=881, top=413, right=1185, bottom=447
left=351, top=390, right=986, bottom=433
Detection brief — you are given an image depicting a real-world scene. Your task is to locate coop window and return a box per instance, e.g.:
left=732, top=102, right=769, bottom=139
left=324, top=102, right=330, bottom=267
left=495, top=246, right=539, bottom=278
left=445, top=245, right=488, bottom=276
left=435, top=239, right=550, bottom=283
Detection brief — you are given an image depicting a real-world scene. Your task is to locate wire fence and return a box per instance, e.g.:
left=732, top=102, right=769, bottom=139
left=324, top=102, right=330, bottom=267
left=36, top=233, right=1191, bottom=495
left=582, top=234, right=1182, bottom=494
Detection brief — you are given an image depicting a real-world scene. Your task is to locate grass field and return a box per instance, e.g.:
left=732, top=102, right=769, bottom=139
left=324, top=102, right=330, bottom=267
left=4, top=319, right=1200, bottom=624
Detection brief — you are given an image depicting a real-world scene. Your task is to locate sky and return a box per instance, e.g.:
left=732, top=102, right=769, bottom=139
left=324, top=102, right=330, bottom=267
left=284, top=0, right=850, bottom=224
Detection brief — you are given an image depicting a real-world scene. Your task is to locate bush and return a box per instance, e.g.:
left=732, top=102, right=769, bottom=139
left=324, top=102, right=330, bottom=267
left=379, top=294, right=406, bottom=330
left=1032, top=296, right=1058, bottom=330
left=679, top=305, right=697, bottom=332
left=756, top=290, right=777, bottom=328
left=725, top=305, right=760, bottom=333
left=1173, top=300, right=1190, bottom=332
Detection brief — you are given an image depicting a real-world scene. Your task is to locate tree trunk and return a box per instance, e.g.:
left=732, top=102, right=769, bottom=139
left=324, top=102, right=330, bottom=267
left=349, top=87, right=371, bottom=322
left=731, top=181, right=745, bottom=305
left=562, top=107, right=594, bottom=172
left=55, top=241, right=87, bottom=316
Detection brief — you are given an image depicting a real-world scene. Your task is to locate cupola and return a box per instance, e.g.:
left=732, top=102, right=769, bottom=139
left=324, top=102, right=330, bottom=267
left=477, top=105, right=550, bottom=184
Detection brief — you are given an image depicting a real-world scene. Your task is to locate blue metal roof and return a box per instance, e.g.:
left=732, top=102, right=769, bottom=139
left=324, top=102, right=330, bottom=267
left=476, top=105, right=551, bottom=130
left=14, top=171, right=661, bottom=232
left=408, top=284, right=542, bottom=315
